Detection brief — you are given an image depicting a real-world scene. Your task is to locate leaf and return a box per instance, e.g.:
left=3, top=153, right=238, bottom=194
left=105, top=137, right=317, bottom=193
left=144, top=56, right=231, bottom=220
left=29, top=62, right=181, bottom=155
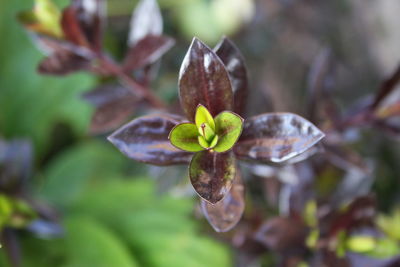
left=169, top=123, right=204, bottom=152
left=234, top=113, right=325, bottom=163
left=61, top=0, right=105, bottom=51
left=195, top=104, right=215, bottom=130
left=108, top=114, right=193, bottom=165
left=213, top=111, right=243, bottom=152
left=189, top=151, right=235, bottom=204
left=128, top=0, right=163, bottom=46
left=123, top=35, right=174, bottom=72
left=38, top=141, right=127, bottom=207
left=37, top=51, right=90, bottom=75
left=63, top=216, right=139, bottom=267
left=179, top=38, right=233, bottom=121
left=17, top=0, right=62, bottom=38
left=82, top=84, right=138, bottom=134
left=214, top=37, right=248, bottom=115
left=201, top=170, right=245, bottom=232
left=254, top=217, right=308, bottom=252
left=61, top=4, right=90, bottom=48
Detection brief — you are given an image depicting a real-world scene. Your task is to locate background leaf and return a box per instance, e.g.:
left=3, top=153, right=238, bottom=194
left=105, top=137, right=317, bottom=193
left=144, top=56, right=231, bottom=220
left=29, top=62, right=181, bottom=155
left=128, top=0, right=163, bottom=46
left=214, top=37, right=248, bottom=116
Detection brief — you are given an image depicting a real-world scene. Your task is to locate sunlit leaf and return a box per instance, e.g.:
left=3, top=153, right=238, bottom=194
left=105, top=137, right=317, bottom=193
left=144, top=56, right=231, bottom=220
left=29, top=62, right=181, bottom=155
left=189, top=151, right=235, bottom=204
left=179, top=38, right=233, bottom=121
left=214, top=37, right=248, bottom=115
left=234, top=113, right=325, bottom=163
left=201, top=170, right=244, bottom=232
left=169, top=123, right=204, bottom=152
left=108, top=114, right=193, bottom=165
left=123, top=35, right=174, bottom=72
left=213, top=111, right=243, bottom=153
left=128, top=0, right=163, bottom=46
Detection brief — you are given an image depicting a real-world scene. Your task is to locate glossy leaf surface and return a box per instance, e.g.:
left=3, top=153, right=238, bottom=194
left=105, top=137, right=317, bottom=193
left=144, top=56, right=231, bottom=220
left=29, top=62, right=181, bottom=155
left=82, top=84, right=138, bottom=134
left=179, top=38, right=233, bottom=121
left=213, top=111, right=243, bottom=152
left=169, top=123, right=204, bottom=152
left=189, top=151, right=235, bottom=204
left=128, top=0, right=163, bottom=46
left=201, top=170, right=244, bottom=232
left=123, top=35, right=174, bottom=72
left=234, top=113, right=325, bottom=163
left=108, top=114, right=193, bottom=166
left=214, top=37, right=248, bottom=115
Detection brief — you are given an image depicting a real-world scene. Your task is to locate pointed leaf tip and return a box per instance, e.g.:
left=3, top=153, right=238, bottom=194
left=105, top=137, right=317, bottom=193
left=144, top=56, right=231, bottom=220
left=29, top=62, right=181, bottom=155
left=214, top=37, right=249, bottom=116
left=179, top=37, right=233, bottom=121
left=108, top=114, right=193, bottom=165
left=201, top=170, right=245, bottom=232
left=234, top=113, right=325, bottom=163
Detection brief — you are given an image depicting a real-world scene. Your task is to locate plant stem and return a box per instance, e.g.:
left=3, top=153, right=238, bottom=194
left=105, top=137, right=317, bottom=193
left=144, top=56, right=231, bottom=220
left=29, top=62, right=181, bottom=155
left=97, top=54, right=166, bottom=110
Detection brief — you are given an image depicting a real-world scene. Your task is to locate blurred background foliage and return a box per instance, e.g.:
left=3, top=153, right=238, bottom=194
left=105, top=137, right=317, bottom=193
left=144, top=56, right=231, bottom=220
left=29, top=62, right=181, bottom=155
left=1, top=0, right=400, bottom=266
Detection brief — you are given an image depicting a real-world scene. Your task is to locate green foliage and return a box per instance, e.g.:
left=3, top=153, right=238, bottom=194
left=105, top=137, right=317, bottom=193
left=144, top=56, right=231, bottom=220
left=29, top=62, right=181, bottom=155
left=169, top=105, right=243, bottom=152
left=0, top=0, right=94, bottom=158
left=213, top=111, right=243, bottom=152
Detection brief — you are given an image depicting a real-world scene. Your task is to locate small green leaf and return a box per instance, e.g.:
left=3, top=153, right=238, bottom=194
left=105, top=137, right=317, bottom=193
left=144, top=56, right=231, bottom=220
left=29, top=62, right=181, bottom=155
left=195, top=104, right=215, bottom=131
left=214, top=111, right=243, bottom=152
left=346, top=236, right=376, bottom=253
left=169, top=123, right=204, bottom=152
left=198, top=135, right=219, bottom=149
left=198, top=122, right=215, bottom=142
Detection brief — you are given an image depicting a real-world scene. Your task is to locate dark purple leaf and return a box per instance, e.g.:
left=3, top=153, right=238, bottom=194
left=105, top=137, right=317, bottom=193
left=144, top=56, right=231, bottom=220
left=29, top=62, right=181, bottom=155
left=83, top=84, right=138, bottom=134
left=201, top=169, right=245, bottom=232
left=108, top=114, right=193, bottom=166
left=128, top=0, right=163, bottom=46
left=123, top=35, right=174, bottom=72
left=214, top=37, right=248, bottom=116
left=37, top=51, right=90, bottom=75
left=61, top=4, right=90, bottom=48
left=329, top=195, right=376, bottom=237
left=234, top=113, right=325, bottom=163
left=61, top=0, right=105, bottom=51
left=179, top=38, right=233, bottom=121
left=0, top=139, right=33, bottom=193
left=254, top=217, right=308, bottom=252
left=189, top=151, right=235, bottom=204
